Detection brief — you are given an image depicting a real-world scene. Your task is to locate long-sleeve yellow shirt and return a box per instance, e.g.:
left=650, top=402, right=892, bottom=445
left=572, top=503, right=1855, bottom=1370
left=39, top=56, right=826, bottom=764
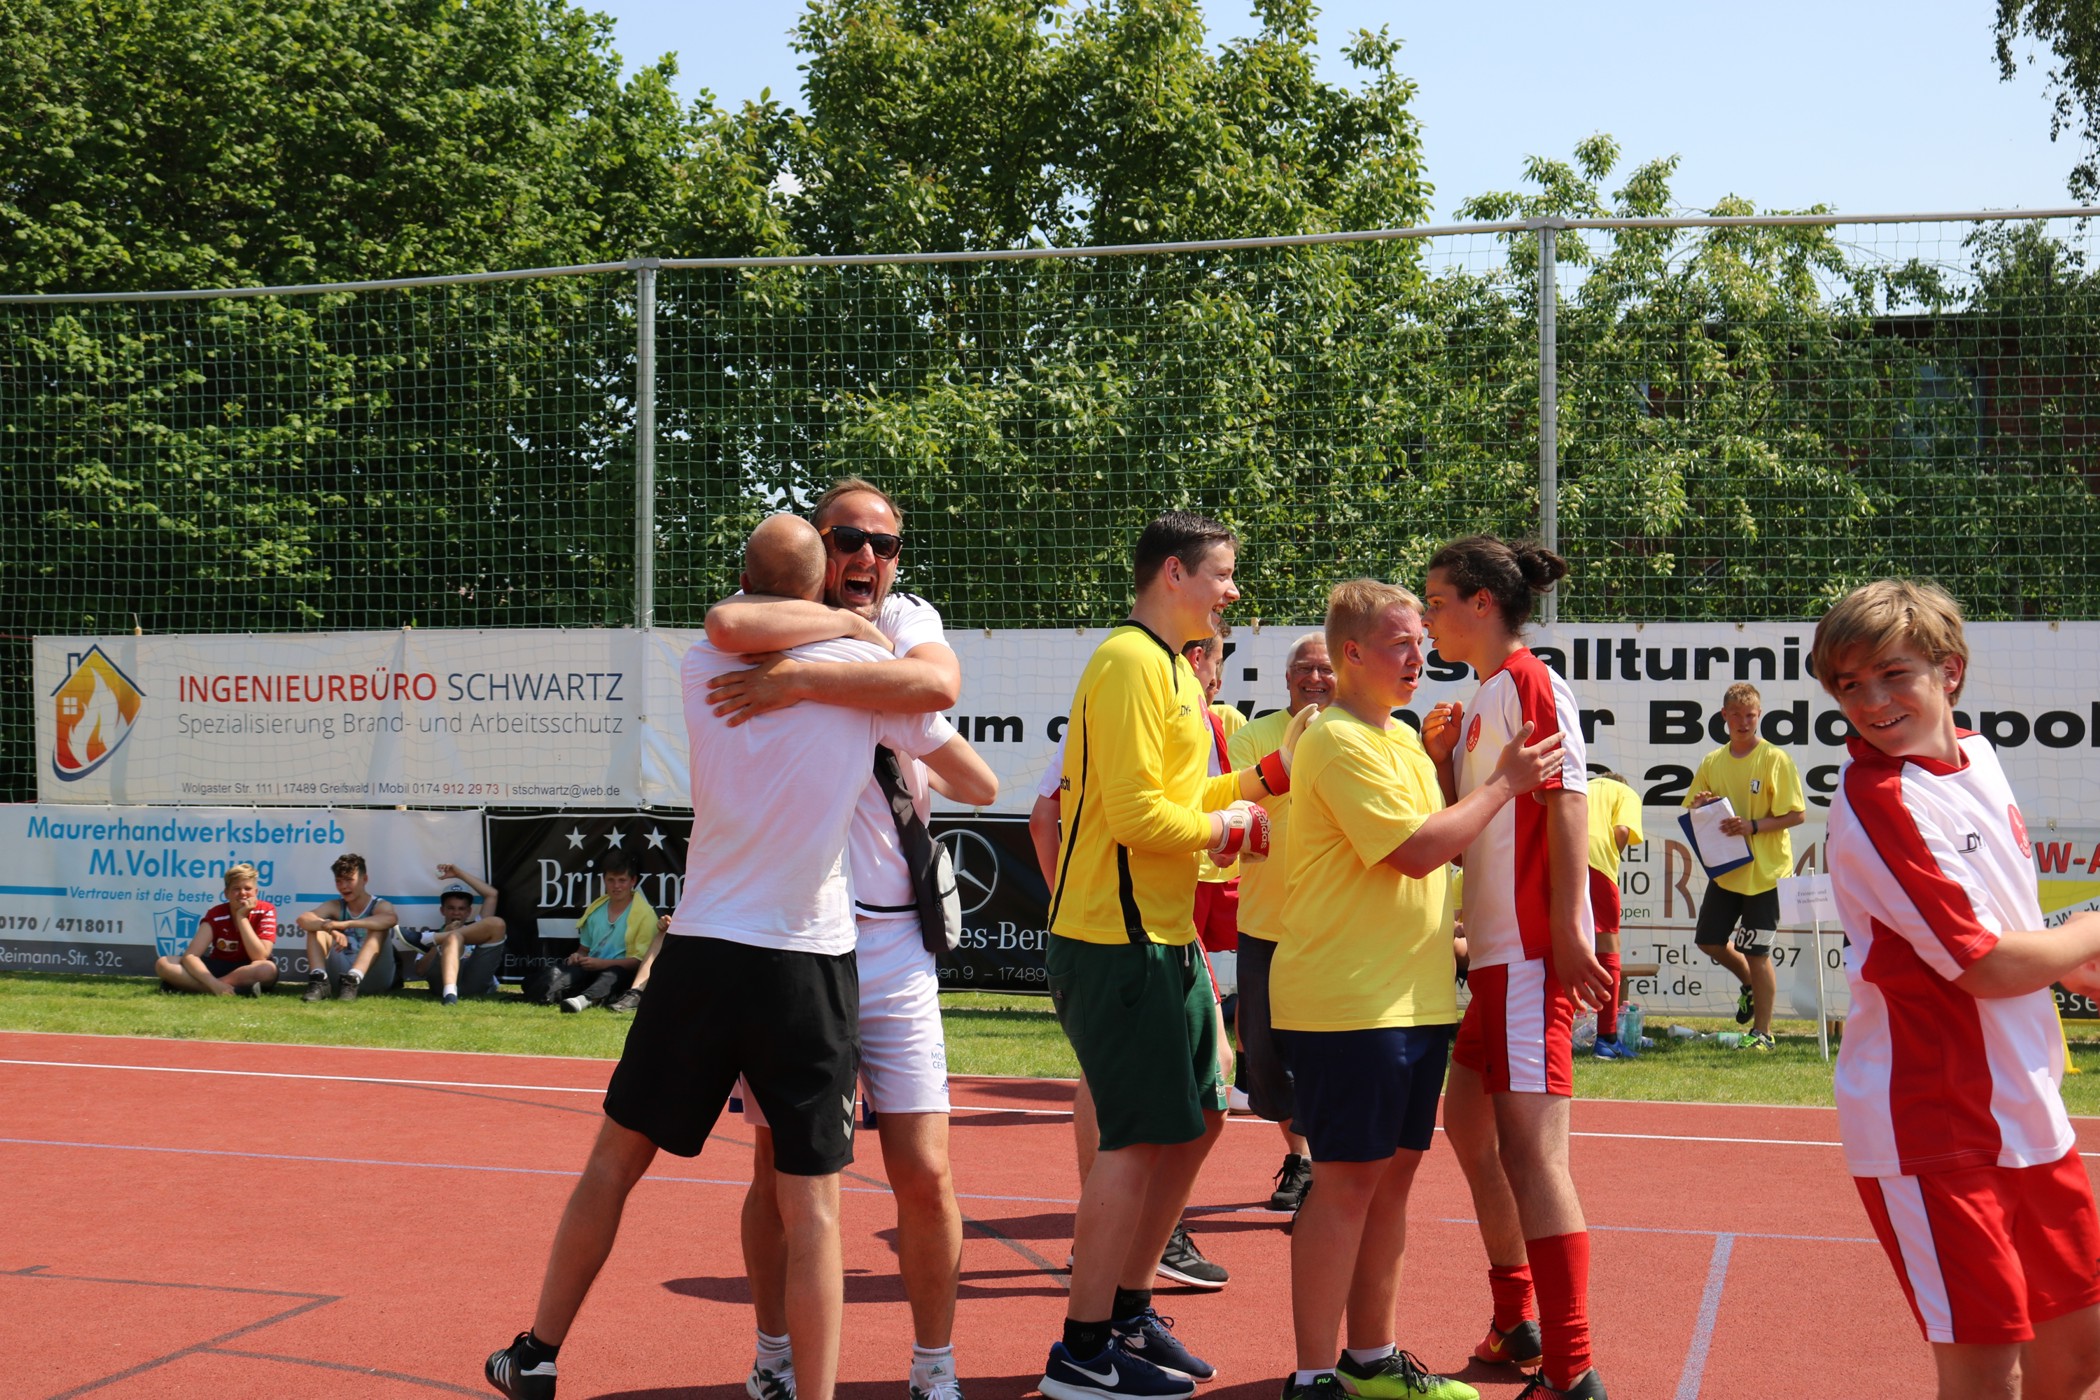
left=1048, top=621, right=1242, bottom=946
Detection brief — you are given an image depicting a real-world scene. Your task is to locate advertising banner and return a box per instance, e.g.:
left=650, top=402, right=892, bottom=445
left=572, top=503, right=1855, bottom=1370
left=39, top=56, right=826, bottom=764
left=35, top=631, right=643, bottom=806
left=484, top=811, right=692, bottom=980
left=0, top=805, right=481, bottom=976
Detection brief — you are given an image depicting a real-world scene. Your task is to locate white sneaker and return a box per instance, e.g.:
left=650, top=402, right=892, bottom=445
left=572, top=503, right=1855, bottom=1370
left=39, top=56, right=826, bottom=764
left=559, top=994, right=590, bottom=1013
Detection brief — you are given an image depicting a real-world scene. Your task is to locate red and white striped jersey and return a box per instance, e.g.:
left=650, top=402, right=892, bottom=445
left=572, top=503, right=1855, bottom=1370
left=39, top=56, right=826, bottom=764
left=1826, top=731, right=2073, bottom=1178
left=1454, top=647, right=1593, bottom=969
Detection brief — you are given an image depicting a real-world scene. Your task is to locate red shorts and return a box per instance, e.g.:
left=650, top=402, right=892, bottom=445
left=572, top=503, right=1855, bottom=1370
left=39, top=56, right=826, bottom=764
left=1451, top=957, right=1575, bottom=1096
left=1855, top=1152, right=2100, bottom=1344
left=1588, top=868, right=1621, bottom=936
left=1194, top=877, right=1239, bottom=953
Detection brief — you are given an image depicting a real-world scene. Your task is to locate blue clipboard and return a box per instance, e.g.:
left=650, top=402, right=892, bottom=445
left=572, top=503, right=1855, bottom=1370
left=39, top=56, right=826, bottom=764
left=1679, top=809, right=1754, bottom=879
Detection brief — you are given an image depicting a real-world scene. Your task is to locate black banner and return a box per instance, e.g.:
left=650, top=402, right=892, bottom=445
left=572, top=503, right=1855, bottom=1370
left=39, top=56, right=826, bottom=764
left=480, top=810, right=1055, bottom=993
left=484, top=811, right=690, bottom=979
left=931, top=815, right=1052, bottom=995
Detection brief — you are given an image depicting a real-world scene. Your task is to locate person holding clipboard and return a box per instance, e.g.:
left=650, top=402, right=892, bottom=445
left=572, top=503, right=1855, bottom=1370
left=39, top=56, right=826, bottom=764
left=1682, top=682, right=1807, bottom=1050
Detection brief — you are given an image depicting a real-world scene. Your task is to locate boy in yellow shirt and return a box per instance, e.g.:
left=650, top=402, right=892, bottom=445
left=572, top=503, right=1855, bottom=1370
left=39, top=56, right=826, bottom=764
left=1586, top=772, right=1644, bottom=1059
left=1685, top=683, right=1806, bottom=1050
left=1272, top=580, right=1561, bottom=1400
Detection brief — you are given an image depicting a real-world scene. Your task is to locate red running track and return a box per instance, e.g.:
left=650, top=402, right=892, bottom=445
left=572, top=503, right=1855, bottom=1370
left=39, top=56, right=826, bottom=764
left=5, top=1030, right=2095, bottom=1398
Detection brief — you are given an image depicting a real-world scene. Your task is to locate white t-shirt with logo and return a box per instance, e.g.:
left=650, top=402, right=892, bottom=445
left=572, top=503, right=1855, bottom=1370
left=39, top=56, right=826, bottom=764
left=673, top=633, right=951, bottom=955
left=848, top=593, right=953, bottom=926
left=1826, top=731, right=2073, bottom=1178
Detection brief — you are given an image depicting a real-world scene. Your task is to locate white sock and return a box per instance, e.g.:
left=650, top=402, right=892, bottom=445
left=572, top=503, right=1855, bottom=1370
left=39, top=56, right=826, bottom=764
left=443, top=983, right=458, bottom=998
left=343, top=968, right=362, bottom=984
left=910, top=1343, right=954, bottom=1387
left=755, top=1328, right=793, bottom=1368
left=1345, top=1345, right=1395, bottom=1366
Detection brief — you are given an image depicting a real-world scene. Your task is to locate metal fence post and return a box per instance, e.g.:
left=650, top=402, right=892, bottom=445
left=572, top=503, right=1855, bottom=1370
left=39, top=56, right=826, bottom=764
left=1536, top=219, right=1559, bottom=625
left=635, top=259, right=658, bottom=630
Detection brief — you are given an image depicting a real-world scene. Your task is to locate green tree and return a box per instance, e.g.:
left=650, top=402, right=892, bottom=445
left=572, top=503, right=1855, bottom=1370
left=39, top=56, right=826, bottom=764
left=1996, top=0, right=2100, bottom=202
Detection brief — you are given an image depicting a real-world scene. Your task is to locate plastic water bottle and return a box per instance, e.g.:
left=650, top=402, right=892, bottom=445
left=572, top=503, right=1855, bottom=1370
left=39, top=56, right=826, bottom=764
left=1619, top=1003, right=1644, bottom=1056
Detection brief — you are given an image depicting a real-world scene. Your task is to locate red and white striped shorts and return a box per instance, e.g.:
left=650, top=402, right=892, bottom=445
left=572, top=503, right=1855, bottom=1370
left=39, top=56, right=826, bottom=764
left=1451, top=956, right=1575, bottom=1096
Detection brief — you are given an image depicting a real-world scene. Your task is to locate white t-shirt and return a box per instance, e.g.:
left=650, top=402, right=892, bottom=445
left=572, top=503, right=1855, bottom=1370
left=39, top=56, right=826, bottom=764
left=1453, top=646, right=1592, bottom=969
left=1037, top=735, right=1066, bottom=801
left=672, top=634, right=951, bottom=955
left=1826, top=731, right=2073, bottom=1178
left=849, top=593, right=953, bottom=922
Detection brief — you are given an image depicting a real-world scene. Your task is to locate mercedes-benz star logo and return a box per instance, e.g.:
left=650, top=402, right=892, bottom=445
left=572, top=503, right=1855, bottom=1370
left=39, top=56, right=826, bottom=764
left=936, top=827, right=1000, bottom=916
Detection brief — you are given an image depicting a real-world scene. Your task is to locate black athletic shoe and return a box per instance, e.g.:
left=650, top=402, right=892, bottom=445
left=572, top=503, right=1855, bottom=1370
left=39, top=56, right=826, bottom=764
left=301, top=978, right=331, bottom=1003
left=336, top=975, right=361, bottom=1003
left=1515, top=1367, right=1607, bottom=1400
left=606, top=987, right=643, bottom=1013
left=1472, top=1319, right=1543, bottom=1368
left=1155, top=1222, right=1228, bottom=1289
left=1269, top=1153, right=1313, bottom=1211
left=235, top=981, right=263, bottom=999
left=486, top=1332, right=557, bottom=1399
left=1280, top=1376, right=1345, bottom=1400
left=1734, top=984, right=1753, bottom=1025
left=1285, top=1175, right=1313, bottom=1236
left=1114, top=1308, right=1215, bottom=1382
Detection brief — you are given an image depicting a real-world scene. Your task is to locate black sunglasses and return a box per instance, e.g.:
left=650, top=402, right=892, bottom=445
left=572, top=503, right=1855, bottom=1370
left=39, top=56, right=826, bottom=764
left=821, top=525, right=903, bottom=560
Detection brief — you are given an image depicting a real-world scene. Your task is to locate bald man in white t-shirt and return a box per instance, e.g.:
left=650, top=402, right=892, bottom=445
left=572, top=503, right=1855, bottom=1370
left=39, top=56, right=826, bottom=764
left=485, top=515, right=977, bottom=1400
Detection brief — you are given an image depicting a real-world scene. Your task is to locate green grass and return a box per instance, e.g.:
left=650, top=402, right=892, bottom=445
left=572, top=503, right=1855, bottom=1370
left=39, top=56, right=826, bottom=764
left=8, top=972, right=2100, bottom=1114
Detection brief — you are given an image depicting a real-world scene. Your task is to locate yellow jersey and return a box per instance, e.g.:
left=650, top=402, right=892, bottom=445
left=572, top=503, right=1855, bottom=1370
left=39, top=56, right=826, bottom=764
left=1225, top=706, right=1297, bottom=934
left=1049, top=622, right=1242, bottom=946
left=1273, top=710, right=1458, bottom=1031
left=1197, top=703, right=1248, bottom=884
left=1686, top=740, right=1805, bottom=895
left=1586, top=775, right=1644, bottom=882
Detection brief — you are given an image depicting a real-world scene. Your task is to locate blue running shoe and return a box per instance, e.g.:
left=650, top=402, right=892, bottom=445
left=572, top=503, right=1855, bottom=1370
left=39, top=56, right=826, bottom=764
left=1041, top=1341, right=1197, bottom=1400
left=1592, top=1037, right=1637, bottom=1060
left=1114, top=1308, right=1215, bottom=1382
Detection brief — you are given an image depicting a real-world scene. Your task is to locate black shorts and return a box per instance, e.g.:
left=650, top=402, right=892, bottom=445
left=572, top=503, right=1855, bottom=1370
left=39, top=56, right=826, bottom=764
left=1280, top=1024, right=1451, bottom=1162
left=1694, top=885, right=1780, bottom=956
left=1233, top=933, right=1296, bottom=1128
left=202, top=954, right=253, bottom=978
left=603, top=935, right=859, bottom=1176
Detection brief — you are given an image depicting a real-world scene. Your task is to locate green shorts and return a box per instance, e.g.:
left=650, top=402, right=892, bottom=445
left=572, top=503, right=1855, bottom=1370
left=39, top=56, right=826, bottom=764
left=1047, top=936, right=1225, bottom=1151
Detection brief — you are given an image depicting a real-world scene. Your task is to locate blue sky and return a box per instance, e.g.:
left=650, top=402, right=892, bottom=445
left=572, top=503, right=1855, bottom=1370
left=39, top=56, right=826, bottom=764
left=587, top=1, right=2078, bottom=225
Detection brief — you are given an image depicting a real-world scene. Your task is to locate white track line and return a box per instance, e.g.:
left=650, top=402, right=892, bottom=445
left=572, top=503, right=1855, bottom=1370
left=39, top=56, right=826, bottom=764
left=11, top=1055, right=2098, bottom=1156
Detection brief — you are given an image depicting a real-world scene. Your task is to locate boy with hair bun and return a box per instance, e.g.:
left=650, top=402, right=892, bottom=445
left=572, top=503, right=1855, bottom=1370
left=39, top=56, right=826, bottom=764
left=1421, top=534, right=1611, bottom=1400
left=1818, top=578, right=2100, bottom=1400
left=1684, top=681, right=1806, bottom=1050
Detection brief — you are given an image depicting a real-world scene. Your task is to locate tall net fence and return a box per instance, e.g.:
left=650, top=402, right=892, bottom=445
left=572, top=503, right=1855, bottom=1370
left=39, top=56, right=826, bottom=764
left=8, top=213, right=2100, bottom=799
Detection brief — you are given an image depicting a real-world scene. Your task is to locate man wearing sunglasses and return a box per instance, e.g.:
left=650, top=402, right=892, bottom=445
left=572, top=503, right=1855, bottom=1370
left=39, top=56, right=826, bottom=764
left=704, top=477, right=986, bottom=1400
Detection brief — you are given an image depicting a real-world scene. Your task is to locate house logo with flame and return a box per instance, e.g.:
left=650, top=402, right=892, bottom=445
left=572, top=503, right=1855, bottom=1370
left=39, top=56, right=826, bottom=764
left=51, top=645, right=144, bottom=781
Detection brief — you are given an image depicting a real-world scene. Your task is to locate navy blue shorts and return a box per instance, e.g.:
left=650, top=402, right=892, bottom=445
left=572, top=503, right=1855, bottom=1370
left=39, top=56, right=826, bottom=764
left=1280, top=1024, right=1453, bottom=1163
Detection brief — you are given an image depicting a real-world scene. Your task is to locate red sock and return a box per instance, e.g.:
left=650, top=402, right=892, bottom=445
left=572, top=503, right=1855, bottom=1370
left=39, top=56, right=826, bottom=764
left=1488, top=1262, right=1535, bottom=1331
left=1597, top=953, right=1622, bottom=1039
left=1527, top=1230, right=1593, bottom=1388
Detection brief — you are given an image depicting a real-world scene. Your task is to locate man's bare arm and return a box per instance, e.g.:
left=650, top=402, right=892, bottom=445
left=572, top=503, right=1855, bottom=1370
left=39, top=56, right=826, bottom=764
left=705, top=595, right=890, bottom=652
left=709, top=642, right=962, bottom=726
left=919, top=732, right=999, bottom=807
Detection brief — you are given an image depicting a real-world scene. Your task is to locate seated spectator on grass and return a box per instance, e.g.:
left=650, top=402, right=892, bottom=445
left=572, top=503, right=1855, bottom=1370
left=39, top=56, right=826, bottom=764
left=604, top=915, right=667, bottom=1014
left=525, top=851, right=657, bottom=1012
left=297, top=853, right=400, bottom=1003
left=393, top=863, right=507, bottom=1006
left=155, top=864, right=278, bottom=997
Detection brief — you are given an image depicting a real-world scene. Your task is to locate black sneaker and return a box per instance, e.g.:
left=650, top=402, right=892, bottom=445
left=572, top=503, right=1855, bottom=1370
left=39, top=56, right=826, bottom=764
left=301, top=978, right=331, bottom=1003
left=606, top=987, right=643, bottom=1013
left=1734, top=984, right=1753, bottom=1025
left=1269, top=1153, right=1313, bottom=1211
left=1515, top=1368, right=1607, bottom=1400
left=1155, top=1222, right=1228, bottom=1289
left=337, top=975, right=361, bottom=1003
left=1114, top=1307, right=1215, bottom=1381
left=235, top=981, right=263, bottom=999
left=486, top=1331, right=557, bottom=1399
left=1285, top=1175, right=1314, bottom=1236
